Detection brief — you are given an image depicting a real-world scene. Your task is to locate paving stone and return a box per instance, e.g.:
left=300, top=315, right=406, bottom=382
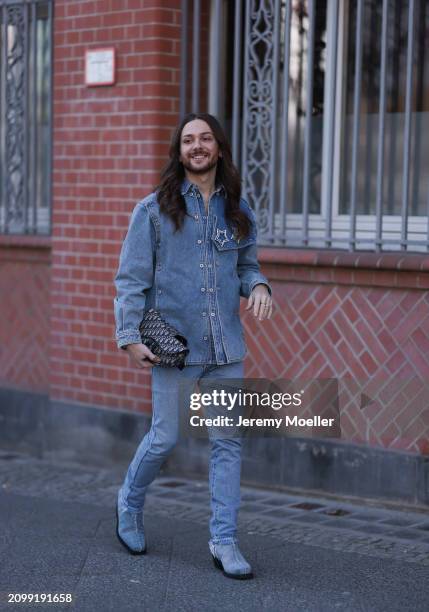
left=379, top=517, right=423, bottom=527
left=240, top=492, right=269, bottom=502
left=320, top=518, right=369, bottom=531
left=289, top=501, right=326, bottom=511
left=1, top=532, right=90, bottom=579
left=288, top=513, right=331, bottom=524
left=390, top=529, right=429, bottom=542
left=240, top=503, right=273, bottom=514
left=350, top=512, right=386, bottom=522
left=257, top=496, right=299, bottom=506
left=261, top=508, right=302, bottom=518
left=72, top=574, right=166, bottom=612
left=413, top=522, right=429, bottom=531
left=151, top=490, right=189, bottom=500
left=354, top=523, right=397, bottom=536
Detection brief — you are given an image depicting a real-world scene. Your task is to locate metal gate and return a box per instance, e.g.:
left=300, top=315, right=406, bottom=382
left=0, top=0, right=52, bottom=235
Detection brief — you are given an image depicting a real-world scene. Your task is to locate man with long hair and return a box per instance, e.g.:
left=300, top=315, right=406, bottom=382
left=113, top=113, right=273, bottom=579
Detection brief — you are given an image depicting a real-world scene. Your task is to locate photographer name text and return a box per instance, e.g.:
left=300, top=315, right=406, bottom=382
left=189, top=415, right=335, bottom=428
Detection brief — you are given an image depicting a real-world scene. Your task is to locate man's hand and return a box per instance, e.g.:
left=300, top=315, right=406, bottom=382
left=245, top=284, right=273, bottom=321
left=125, top=343, right=161, bottom=368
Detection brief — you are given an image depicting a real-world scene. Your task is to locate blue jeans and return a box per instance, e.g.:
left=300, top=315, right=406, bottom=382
left=119, top=360, right=245, bottom=545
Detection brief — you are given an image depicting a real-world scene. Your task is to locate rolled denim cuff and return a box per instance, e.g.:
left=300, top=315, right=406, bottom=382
left=240, top=275, right=271, bottom=299
left=249, top=278, right=272, bottom=297
left=116, top=330, right=142, bottom=350
left=239, top=256, right=272, bottom=296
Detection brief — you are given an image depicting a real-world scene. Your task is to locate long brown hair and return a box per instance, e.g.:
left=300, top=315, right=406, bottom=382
left=155, top=113, right=252, bottom=240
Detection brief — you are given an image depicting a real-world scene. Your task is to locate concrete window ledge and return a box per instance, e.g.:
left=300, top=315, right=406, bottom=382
left=258, top=248, right=429, bottom=289
left=258, top=248, right=429, bottom=271
left=0, top=235, right=51, bottom=264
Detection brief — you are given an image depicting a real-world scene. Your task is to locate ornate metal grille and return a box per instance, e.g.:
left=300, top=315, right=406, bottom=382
left=0, top=0, right=52, bottom=235
left=181, top=0, right=429, bottom=253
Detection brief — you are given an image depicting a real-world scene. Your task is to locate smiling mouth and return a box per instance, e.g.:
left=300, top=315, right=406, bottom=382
left=191, top=154, right=208, bottom=161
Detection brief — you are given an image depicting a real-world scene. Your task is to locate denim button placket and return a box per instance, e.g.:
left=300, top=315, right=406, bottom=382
left=192, top=186, right=228, bottom=364
left=199, top=191, right=216, bottom=363
left=196, top=192, right=211, bottom=362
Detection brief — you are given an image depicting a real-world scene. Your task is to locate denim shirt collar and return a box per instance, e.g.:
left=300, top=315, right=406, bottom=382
left=180, top=177, right=226, bottom=198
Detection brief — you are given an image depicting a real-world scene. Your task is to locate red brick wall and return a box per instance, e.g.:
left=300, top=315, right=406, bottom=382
left=0, top=237, right=51, bottom=394
left=51, top=0, right=181, bottom=411
left=245, top=250, right=429, bottom=454
left=48, top=0, right=429, bottom=456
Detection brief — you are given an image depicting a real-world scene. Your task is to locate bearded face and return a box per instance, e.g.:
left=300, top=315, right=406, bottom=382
left=179, top=119, right=222, bottom=175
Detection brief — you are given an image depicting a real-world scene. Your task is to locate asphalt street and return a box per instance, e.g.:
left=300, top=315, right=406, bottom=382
left=0, top=451, right=428, bottom=612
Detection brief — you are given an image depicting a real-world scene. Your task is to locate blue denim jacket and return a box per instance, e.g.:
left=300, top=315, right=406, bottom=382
left=113, top=179, right=272, bottom=364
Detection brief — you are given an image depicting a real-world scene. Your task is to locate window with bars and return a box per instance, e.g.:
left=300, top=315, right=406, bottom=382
left=181, top=0, right=429, bottom=252
left=0, top=0, right=52, bottom=235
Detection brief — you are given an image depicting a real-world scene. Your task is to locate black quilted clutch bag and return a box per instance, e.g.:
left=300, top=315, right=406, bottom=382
left=139, top=308, right=189, bottom=370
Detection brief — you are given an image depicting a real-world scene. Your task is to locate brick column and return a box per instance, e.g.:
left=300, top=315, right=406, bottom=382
left=51, top=1, right=181, bottom=411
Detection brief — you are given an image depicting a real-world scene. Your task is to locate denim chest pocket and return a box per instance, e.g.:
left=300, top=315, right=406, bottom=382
left=211, top=224, right=256, bottom=252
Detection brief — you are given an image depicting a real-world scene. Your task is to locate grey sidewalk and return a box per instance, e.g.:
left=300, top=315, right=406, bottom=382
left=0, top=451, right=428, bottom=611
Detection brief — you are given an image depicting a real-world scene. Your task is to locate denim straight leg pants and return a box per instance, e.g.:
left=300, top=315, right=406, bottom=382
left=119, top=359, right=245, bottom=546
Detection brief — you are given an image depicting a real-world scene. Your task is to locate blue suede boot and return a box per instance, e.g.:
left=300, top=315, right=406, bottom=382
left=209, top=541, right=253, bottom=579
left=116, top=488, right=147, bottom=555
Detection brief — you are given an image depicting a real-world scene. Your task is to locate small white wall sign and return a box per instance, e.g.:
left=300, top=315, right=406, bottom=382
left=85, top=47, right=116, bottom=87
